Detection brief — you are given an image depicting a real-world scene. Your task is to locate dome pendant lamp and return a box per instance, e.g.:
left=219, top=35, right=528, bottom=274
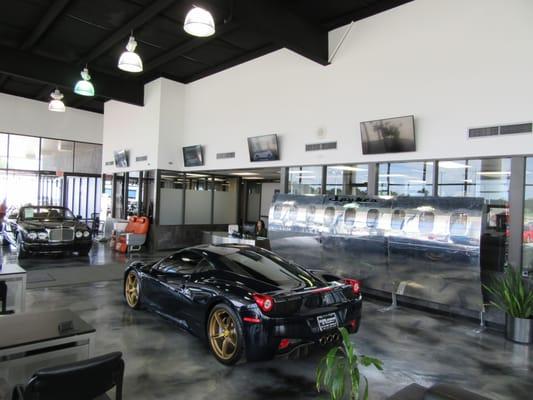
left=48, top=89, right=66, bottom=112
left=118, top=35, right=143, bottom=73
left=184, top=6, right=215, bottom=37
left=74, top=67, right=95, bottom=97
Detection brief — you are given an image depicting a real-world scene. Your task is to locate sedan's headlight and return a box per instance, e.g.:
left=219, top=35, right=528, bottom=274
left=83, top=231, right=90, bottom=238
left=37, top=232, right=48, bottom=240
left=75, top=231, right=83, bottom=238
left=27, top=232, right=37, bottom=240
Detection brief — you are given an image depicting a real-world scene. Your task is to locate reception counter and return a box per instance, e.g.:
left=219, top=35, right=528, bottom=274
left=202, top=231, right=271, bottom=250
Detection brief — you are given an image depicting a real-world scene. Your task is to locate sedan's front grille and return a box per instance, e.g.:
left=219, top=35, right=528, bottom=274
left=49, top=228, right=74, bottom=242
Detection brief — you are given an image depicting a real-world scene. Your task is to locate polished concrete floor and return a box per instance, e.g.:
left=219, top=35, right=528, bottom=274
left=5, top=244, right=533, bottom=399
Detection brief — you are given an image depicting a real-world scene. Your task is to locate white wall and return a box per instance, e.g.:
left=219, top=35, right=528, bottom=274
left=102, top=80, right=161, bottom=173
left=157, top=78, right=186, bottom=170
left=260, top=182, right=280, bottom=218
left=0, top=92, right=102, bottom=143
left=181, top=0, right=533, bottom=170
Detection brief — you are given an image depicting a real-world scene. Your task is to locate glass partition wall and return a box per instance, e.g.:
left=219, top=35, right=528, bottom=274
left=0, top=133, right=102, bottom=220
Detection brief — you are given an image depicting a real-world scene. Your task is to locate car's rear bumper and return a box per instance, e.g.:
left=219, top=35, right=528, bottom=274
left=240, top=297, right=362, bottom=361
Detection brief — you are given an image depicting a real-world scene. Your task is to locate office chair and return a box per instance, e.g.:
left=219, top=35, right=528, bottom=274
left=12, top=352, right=124, bottom=400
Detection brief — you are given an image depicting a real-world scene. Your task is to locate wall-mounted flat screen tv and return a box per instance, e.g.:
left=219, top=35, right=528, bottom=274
left=113, top=149, right=129, bottom=167
left=360, top=115, right=416, bottom=155
left=248, top=134, right=279, bottom=162
left=182, top=145, right=204, bottom=167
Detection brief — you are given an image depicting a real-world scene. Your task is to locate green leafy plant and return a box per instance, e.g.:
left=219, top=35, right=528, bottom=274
left=483, top=266, right=533, bottom=318
left=316, top=327, right=383, bottom=400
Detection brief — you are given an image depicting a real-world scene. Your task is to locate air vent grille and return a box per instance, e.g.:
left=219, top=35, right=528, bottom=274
left=216, top=152, right=235, bottom=159
left=104, top=161, right=114, bottom=166
left=468, top=126, right=499, bottom=138
left=500, top=123, right=532, bottom=135
left=305, top=141, right=337, bottom=152
left=136, top=155, right=148, bottom=162
left=469, top=122, right=532, bottom=138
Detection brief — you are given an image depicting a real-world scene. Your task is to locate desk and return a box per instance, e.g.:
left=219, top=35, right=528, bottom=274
left=0, top=264, right=26, bottom=315
left=0, top=310, right=96, bottom=396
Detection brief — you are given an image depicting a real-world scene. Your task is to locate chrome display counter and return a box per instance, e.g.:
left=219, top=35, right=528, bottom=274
left=202, top=231, right=271, bottom=250
left=268, top=194, right=485, bottom=313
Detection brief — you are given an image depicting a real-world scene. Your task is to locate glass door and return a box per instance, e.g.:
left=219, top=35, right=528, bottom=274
left=64, top=174, right=102, bottom=222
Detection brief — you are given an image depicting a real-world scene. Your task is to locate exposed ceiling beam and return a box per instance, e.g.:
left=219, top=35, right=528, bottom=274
left=79, top=0, right=176, bottom=65
left=323, top=0, right=414, bottom=30
left=21, top=0, right=72, bottom=50
left=143, top=21, right=240, bottom=74
left=233, top=0, right=328, bottom=66
left=0, top=45, right=143, bottom=106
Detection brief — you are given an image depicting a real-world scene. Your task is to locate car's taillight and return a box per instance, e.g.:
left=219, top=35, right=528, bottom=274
left=343, top=278, right=361, bottom=296
left=252, top=293, right=274, bottom=313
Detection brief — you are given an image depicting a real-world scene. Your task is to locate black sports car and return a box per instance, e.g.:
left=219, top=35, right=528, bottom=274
left=123, top=244, right=362, bottom=365
left=3, top=205, right=92, bottom=259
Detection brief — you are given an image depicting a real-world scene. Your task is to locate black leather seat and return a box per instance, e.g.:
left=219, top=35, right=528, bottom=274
left=12, top=352, right=124, bottom=400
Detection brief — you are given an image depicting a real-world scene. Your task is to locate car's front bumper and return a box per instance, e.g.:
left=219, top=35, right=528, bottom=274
left=240, top=297, right=362, bottom=361
left=21, top=239, right=92, bottom=254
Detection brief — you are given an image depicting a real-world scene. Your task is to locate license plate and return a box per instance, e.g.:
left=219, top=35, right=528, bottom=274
left=317, top=313, right=338, bottom=332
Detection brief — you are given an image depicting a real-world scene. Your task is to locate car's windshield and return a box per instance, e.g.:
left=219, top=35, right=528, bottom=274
left=21, top=207, right=75, bottom=221
left=216, top=248, right=321, bottom=288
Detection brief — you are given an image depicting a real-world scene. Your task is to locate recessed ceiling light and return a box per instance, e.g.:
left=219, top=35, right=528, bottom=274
left=232, top=172, right=258, bottom=176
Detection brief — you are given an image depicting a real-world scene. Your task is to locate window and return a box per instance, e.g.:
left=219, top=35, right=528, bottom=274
left=306, top=206, right=316, bottom=223
left=366, top=209, right=379, bottom=228
left=450, top=212, right=468, bottom=236
left=437, top=158, right=510, bottom=202
left=288, top=166, right=322, bottom=195
left=155, top=250, right=203, bottom=275
left=40, top=139, right=74, bottom=172
left=378, top=161, right=433, bottom=197
left=0, top=133, right=7, bottom=169
left=8, top=135, right=39, bottom=170
left=74, top=142, right=102, bottom=174
left=344, top=208, right=356, bottom=226
left=326, top=165, right=368, bottom=195
left=523, top=158, right=533, bottom=271
left=324, top=206, right=335, bottom=225
left=391, top=209, right=405, bottom=230
left=419, top=212, right=435, bottom=233
left=273, top=204, right=283, bottom=220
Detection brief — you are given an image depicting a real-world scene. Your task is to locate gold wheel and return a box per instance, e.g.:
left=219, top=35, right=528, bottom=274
left=208, top=308, right=239, bottom=361
left=125, top=272, right=140, bottom=308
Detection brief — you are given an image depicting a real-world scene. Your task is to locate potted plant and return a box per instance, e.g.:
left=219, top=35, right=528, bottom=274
left=316, top=327, right=383, bottom=400
left=484, top=266, right=533, bottom=344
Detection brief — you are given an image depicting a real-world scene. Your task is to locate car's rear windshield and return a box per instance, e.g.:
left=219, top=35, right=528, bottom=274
left=21, top=207, right=74, bottom=221
left=216, top=248, right=320, bottom=288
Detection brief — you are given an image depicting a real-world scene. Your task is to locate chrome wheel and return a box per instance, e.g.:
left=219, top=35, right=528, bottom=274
left=208, top=308, right=238, bottom=361
left=125, top=272, right=140, bottom=308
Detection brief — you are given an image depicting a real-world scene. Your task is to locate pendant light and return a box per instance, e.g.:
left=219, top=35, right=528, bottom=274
left=74, top=67, right=95, bottom=96
left=118, top=35, right=143, bottom=73
left=184, top=6, right=215, bottom=37
left=48, top=89, right=65, bottom=112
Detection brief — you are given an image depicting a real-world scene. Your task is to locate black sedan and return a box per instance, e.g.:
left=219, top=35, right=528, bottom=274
left=124, top=244, right=362, bottom=365
left=3, top=205, right=92, bottom=259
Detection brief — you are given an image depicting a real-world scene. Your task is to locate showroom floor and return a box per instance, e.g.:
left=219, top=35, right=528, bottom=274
left=3, top=245, right=533, bottom=400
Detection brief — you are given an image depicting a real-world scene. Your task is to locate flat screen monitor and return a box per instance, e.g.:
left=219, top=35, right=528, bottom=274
left=360, top=115, right=415, bottom=155
left=113, top=150, right=129, bottom=167
left=248, top=134, right=279, bottom=162
left=182, top=145, right=204, bottom=167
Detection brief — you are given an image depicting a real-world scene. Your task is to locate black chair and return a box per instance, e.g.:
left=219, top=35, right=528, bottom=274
left=12, top=352, right=124, bottom=400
